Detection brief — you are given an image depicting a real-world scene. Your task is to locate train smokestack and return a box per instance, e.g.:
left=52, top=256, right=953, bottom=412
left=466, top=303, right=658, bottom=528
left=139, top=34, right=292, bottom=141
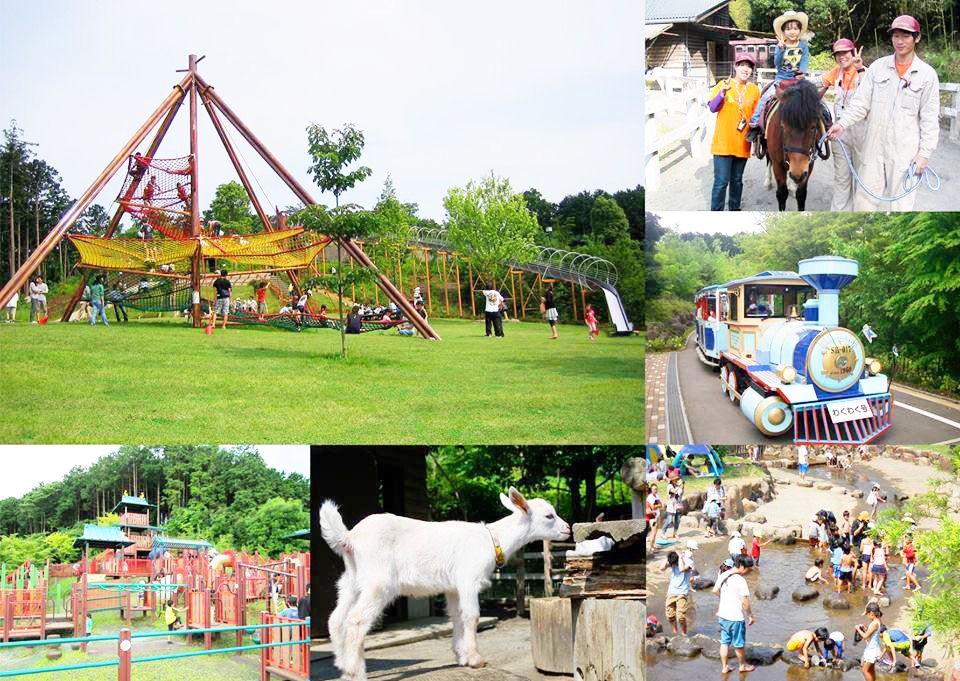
left=797, top=256, right=858, bottom=328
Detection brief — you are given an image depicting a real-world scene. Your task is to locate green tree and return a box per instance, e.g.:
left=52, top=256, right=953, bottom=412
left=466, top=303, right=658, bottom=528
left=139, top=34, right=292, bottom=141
left=239, top=498, right=310, bottom=556
left=305, top=123, right=373, bottom=207
left=588, top=195, right=630, bottom=245
left=443, top=174, right=539, bottom=286
left=203, top=181, right=255, bottom=232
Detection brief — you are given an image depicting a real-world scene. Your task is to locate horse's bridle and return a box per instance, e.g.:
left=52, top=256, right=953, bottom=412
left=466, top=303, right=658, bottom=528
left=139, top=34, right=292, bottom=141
left=780, top=122, right=830, bottom=167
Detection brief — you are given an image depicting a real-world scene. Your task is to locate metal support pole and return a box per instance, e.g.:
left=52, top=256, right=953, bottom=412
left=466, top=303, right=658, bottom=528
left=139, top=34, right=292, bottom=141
left=188, top=56, right=202, bottom=327
left=0, top=74, right=192, bottom=309
left=441, top=252, right=450, bottom=316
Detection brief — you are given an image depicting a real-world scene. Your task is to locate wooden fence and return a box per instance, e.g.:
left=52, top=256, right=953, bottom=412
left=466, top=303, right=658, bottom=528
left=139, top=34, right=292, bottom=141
left=483, top=541, right=574, bottom=615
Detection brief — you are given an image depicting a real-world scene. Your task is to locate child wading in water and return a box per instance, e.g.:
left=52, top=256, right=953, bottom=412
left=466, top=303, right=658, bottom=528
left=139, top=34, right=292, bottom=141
left=805, top=558, right=829, bottom=584
left=900, top=534, right=922, bottom=591
left=750, top=531, right=772, bottom=566
left=838, top=544, right=856, bottom=593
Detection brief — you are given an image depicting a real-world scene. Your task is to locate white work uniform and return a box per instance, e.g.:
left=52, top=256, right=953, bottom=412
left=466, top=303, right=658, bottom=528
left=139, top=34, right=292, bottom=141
left=823, top=68, right=867, bottom=211
left=836, top=54, right=939, bottom=211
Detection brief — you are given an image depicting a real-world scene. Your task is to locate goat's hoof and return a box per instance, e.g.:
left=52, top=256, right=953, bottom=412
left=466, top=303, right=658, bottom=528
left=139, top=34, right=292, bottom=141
left=467, top=656, right=487, bottom=669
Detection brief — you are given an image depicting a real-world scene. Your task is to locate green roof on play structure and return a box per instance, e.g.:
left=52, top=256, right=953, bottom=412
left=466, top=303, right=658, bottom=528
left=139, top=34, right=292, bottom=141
left=73, top=524, right=135, bottom=549
left=153, top=536, right=213, bottom=550
left=111, top=495, right=156, bottom=512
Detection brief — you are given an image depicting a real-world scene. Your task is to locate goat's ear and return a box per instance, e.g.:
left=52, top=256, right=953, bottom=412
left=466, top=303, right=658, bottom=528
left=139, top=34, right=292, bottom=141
left=503, top=487, right=530, bottom=514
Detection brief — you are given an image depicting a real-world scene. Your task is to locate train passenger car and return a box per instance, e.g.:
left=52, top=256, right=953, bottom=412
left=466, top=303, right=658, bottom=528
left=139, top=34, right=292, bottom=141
left=694, top=284, right=728, bottom=366
left=696, top=256, right=892, bottom=444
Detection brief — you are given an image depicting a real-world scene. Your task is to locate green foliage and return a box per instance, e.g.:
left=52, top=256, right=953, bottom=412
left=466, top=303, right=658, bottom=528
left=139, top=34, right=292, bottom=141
left=305, top=123, right=373, bottom=206
left=588, top=196, right=630, bottom=245
left=0, top=530, right=81, bottom=565
left=202, top=181, right=255, bottom=232
left=808, top=50, right=837, bottom=71
left=922, top=47, right=960, bottom=82
left=444, top=174, right=539, bottom=283
left=729, top=0, right=752, bottom=29
left=237, top=498, right=310, bottom=555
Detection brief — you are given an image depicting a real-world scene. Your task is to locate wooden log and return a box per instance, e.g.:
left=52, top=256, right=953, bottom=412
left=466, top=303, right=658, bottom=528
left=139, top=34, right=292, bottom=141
left=572, top=598, right=644, bottom=681
left=515, top=553, right=526, bottom=617
left=530, top=597, right=573, bottom=674
left=560, top=558, right=644, bottom=597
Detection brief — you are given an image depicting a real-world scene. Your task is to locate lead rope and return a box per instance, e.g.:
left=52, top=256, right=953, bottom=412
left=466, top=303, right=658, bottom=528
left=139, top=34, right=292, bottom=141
left=820, top=133, right=941, bottom=202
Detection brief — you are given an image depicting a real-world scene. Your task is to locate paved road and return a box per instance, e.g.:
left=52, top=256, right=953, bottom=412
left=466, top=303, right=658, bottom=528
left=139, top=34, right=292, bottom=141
left=670, top=335, right=960, bottom=444
left=647, top=118, right=960, bottom=211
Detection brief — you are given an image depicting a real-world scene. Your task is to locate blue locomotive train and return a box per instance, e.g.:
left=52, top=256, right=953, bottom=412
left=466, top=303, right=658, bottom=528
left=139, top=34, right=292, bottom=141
left=693, top=256, right=891, bottom=444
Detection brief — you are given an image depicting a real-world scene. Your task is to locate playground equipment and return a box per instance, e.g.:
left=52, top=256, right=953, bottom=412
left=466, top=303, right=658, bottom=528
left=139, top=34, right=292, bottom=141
left=0, top=54, right=439, bottom=340
left=644, top=445, right=725, bottom=477
left=407, top=228, right=635, bottom=334
left=0, top=617, right=309, bottom=680
left=1, top=562, right=50, bottom=643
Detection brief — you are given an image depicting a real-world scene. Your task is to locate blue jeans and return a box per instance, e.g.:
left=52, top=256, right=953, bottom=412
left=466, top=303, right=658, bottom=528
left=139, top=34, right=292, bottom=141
left=712, top=156, right=748, bottom=211
left=90, top=300, right=109, bottom=325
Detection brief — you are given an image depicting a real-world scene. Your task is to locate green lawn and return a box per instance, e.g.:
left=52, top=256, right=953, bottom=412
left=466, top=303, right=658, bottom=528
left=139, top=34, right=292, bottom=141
left=0, top=316, right=643, bottom=443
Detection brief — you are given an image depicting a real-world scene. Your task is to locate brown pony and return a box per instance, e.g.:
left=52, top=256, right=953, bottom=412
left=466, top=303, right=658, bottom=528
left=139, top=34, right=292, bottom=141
left=759, top=79, right=829, bottom=211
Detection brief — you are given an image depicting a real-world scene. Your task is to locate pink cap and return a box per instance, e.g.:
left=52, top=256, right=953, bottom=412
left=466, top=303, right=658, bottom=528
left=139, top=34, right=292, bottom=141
left=832, top=38, right=856, bottom=55
left=734, top=52, right=756, bottom=66
left=889, top=15, right=920, bottom=33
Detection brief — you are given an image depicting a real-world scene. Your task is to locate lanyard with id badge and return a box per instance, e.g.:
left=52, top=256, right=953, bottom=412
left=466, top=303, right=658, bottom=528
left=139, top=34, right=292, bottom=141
left=728, top=79, right=748, bottom=131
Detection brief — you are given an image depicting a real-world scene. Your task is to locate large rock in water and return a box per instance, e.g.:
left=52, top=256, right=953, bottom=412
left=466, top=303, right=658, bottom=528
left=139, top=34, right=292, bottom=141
left=742, top=512, right=767, bottom=524
left=797, top=479, right=814, bottom=487
left=741, top=499, right=759, bottom=513
left=851, top=489, right=864, bottom=498
left=823, top=592, right=851, bottom=609
left=792, top=586, right=820, bottom=602
left=744, top=645, right=783, bottom=665
left=692, top=576, right=715, bottom=590
left=815, top=482, right=834, bottom=490
left=645, top=638, right=667, bottom=655
left=690, top=634, right=721, bottom=660
left=667, top=636, right=702, bottom=657
left=754, top=584, right=780, bottom=600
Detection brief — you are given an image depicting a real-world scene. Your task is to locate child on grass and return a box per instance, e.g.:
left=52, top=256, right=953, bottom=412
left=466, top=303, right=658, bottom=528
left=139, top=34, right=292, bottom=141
left=584, top=304, right=599, bottom=340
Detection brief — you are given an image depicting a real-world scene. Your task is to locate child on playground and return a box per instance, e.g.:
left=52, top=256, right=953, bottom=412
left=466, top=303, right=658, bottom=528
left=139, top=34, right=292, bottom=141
left=746, top=10, right=812, bottom=142
left=584, top=304, right=599, bottom=340
left=278, top=596, right=300, bottom=619
left=162, top=599, right=185, bottom=643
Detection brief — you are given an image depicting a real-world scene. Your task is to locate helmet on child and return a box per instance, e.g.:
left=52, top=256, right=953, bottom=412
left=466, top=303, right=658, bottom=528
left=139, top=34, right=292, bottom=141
left=831, top=38, right=856, bottom=56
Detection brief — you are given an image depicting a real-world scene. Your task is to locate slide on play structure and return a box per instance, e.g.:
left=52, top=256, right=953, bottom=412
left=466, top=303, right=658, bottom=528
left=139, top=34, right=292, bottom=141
left=599, top=282, right=633, bottom=335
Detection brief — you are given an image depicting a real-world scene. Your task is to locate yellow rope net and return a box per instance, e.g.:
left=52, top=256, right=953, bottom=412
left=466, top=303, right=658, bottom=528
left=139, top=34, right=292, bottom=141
left=68, top=228, right=331, bottom=274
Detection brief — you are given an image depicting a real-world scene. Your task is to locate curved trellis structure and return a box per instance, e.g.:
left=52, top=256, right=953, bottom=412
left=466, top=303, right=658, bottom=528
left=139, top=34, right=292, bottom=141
left=410, top=228, right=619, bottom=290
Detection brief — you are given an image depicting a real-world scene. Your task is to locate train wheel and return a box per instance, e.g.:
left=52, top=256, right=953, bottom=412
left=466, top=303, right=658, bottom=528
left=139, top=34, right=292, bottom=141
left=728, top=370, right=738, bottom=403
left=753, top=395, right=793, bottom=436
left=720, top=365, right=729, bottom=396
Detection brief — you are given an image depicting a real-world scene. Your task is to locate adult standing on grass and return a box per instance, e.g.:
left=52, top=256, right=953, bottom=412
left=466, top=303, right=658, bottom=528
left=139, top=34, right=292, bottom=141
left=481, top=285, right=505, bottom=337
left=826, top=16, right=940, bottom=211
left=29, top=275, right=48, bottom=323
left=210, top=269, right=232, bottom=331
left=3, top=289, right=17, bottom=322
left=707, top=52, right=760, bottom=211
left=108, top=281, right=128, bottom=323
left=89, top=275, right=110, bottom=327
left=713, top=555, right=756, bottom=674
left=543, top=284, right=559, bottom=339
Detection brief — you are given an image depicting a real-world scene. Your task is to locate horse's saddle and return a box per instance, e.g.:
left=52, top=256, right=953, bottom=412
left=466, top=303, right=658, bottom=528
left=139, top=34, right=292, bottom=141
left=755, top=80, right=832, bottom=159
left=758, top=79, right=801, bottom=132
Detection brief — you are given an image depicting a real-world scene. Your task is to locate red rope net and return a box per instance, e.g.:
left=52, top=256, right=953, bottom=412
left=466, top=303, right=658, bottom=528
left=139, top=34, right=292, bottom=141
left=117, top=154, right=194, bottom=238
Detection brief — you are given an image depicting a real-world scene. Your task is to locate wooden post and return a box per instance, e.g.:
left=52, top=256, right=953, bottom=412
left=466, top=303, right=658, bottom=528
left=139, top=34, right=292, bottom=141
left=571, top=599, right=644, bottom=681
left=454, top=261, right=463, bottom=317
left=517, top=271, right=526, bottom=320
left=509, top=270, right=518, bottom=319
left=570, top=281, right=578, bottom=321
left=441, top=252, right=450, bottom=316
left=951, top=85, right=960, bottom=143
left=515, top=552, right=526, bottom=617
left=580, top=287, right=587, bottom=322
left=530, top=597, right=572, bottom=674
left=423, top=248, right=432, bottom=315
left=542, top=540, right=553, bottom=597
left=188, top=55, right=202, bottom=327
left=468, top=264, right=476, bottom=316
left=118, top=628, right=132, bottom=681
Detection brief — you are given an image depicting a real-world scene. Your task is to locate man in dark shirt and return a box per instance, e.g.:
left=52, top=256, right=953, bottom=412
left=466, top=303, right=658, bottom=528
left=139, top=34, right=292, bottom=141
left=211, top=269, right=232, bottom=330
left=297, top=584, right=311, bottom=620
left=345, top=305, right=363, bottom=334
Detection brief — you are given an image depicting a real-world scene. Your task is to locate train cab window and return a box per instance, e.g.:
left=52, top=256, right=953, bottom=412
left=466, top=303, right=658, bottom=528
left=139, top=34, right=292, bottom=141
left=744, top=284, right=813, bottom=318
left=707, top=295, right=718, bottom=320
left=727, top=293, right=739, bottom=322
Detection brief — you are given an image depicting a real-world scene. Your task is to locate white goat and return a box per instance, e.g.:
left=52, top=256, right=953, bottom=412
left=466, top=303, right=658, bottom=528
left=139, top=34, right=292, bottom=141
left=319, top=487, right=571, bottom=681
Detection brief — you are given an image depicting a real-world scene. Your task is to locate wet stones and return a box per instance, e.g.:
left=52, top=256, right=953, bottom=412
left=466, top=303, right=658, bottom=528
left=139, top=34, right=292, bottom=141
left=692, top=575, right=715, bottom=590
left=792, top=585, right=820, bottom=602
left=744, top=645, right=783, bottom=666
left=667, top=636, right=702, bottom=657
left=741, top=499, right=759, bottom=514
left=742, top=512, right=767, bottom=524
left=646, top=635, right=668, bottom=655
left=823, top=592, right=851, bottom=609
left=690, top=634, right=721, bottom=660
left=851, top=489, right=865, bottom=498
left=754, top=584, right=780, bottom=600
left=797, top=479, right=814, bottom=488
left=815, top=482, right=834, bottom=490
left=831, top=486, right=847, bottom=494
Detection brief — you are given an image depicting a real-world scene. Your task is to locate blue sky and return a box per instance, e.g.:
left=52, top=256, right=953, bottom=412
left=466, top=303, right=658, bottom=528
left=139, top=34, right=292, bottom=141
left=0, top=445, right=309, bottom=498
left=0, top=0, right=641, bottom=223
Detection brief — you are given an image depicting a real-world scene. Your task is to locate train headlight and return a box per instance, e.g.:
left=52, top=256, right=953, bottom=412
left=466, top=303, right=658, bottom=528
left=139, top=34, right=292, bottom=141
left=777, top=365, right=797, bottom=384
left=865, top=358, right=882, bottom=375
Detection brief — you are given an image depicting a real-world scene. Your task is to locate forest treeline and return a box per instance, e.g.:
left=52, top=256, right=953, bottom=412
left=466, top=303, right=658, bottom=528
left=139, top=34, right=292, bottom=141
left=0, top=446, right=310, bottom=565
left=426, top=446, right=639, bottom=523
left=1, top=121, right=642, bottom=324
left=646, top=211, right=960, bottom=396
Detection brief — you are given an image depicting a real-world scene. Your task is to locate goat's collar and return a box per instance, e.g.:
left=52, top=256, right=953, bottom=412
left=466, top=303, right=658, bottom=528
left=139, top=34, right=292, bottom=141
left=485, top=525, right=506, bottom=567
